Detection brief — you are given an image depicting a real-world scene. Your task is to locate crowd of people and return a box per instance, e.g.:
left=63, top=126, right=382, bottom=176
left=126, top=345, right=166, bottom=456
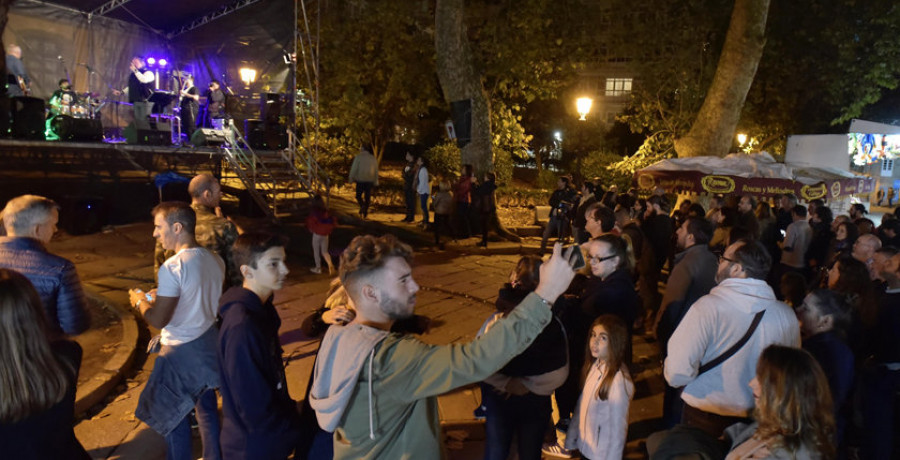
left=3, top=165, right=900, bottom=460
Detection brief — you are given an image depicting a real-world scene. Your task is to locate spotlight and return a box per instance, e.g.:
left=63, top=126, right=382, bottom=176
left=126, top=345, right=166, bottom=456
left=158, top=58, right=168, bottom=67
left=147, top=57, right=156, bottom=65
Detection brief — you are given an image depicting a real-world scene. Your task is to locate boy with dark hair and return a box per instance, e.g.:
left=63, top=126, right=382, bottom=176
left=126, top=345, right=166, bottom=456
left=217, top=232, right=301, bottom=459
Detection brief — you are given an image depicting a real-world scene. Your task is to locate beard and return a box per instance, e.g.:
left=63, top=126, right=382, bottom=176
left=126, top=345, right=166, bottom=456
left=380, top=292, right=415, bottom=320
left=715, top=264, right=730, bottom=284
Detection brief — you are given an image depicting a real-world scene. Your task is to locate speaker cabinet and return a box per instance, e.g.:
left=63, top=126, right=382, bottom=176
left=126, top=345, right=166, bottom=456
left=50, top=116, right=103, bottom=142
left=11, top=96, right=45, bottom=140
left=191, top=128, right=228, bottom=147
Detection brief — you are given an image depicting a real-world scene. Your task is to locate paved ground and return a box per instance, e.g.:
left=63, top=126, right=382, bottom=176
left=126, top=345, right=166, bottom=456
left=63, top=194, right=665, bottom=459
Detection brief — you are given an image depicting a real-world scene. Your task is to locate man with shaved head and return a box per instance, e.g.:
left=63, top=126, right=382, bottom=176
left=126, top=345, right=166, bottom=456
left=6, top=44, right=30, bottom=96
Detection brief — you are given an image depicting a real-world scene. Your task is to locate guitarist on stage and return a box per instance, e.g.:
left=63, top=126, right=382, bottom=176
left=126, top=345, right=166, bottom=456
left=5, top=44, right=30, bottom=97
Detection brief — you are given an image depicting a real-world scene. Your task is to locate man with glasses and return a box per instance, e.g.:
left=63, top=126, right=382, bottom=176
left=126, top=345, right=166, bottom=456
left=664, top=239, right=800, bottom=437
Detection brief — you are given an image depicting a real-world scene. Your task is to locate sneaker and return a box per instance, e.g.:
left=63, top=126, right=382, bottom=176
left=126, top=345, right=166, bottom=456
left=473, top=405, right=487, bottom=420
left=310, top=267, right=322, bottom=274
left=542, top=442, right=574, bottom=458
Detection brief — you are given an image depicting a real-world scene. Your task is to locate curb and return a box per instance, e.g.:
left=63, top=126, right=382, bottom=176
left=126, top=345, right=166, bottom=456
left=74, top=292, right=140, bottom=416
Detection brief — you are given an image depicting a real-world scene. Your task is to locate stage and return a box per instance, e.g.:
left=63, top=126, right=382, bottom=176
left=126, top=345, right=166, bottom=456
left=0, top=137, right=230, bottom=178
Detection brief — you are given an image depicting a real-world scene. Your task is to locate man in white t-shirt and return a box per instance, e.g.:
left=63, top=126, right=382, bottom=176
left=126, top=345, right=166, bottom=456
left=130, top=201, right=225, bottom=460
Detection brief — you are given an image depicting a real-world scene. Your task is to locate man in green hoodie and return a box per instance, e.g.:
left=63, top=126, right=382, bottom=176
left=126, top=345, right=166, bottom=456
left=310, top=234, right=577, bottom=459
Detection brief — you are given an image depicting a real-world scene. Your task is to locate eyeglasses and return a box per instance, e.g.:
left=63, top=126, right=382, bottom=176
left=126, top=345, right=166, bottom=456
left=589, top=254, right=617, bottom=264
left=719, top=255, right=738, bottom=264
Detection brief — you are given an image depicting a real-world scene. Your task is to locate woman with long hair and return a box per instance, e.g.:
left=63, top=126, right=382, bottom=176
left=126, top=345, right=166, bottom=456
left=825, top=255, right=878, bottom=353
left=555, top=314, right=634, bottom=460
left=725, top=345, right=836, bottom=459
left=826, top=221, right=858, bottom=265
left=0, top=268, right=89, bottom=459
left=479, top=255, right=568, bottom=460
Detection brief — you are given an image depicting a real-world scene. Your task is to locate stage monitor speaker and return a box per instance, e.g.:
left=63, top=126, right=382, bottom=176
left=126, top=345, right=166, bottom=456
left=450, top=98, right=472, bottom=148
left=11, top=96, right=45, bottom=140
left=123, top=123, right=171, bottom=145
left=260, top=93, right=283, bottom=124
left=51, top=116, right=103, bottom=142
left=191, top=128, right=227, bottom=147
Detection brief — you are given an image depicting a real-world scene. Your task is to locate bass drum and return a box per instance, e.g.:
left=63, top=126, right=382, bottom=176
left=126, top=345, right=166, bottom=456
left=71, top=103, right=89, bottom=119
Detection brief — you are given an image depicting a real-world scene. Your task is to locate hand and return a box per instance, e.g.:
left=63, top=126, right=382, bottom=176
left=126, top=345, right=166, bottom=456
left=215, top=206, right=224, bottom=218
left=534, top=243, right=577, bottom=304
left=322, top=306, right=356, bottom=325
left=112, top=89, right=122, bottom=96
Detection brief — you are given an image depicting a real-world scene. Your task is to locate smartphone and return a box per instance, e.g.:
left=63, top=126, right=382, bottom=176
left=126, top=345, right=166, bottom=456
left=565, top=244, right=586, bottom=271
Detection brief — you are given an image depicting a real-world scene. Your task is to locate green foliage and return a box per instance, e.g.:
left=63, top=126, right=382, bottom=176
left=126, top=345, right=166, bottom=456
left=492, top=147, right=514, bottom=184
left=310, top=1, right=443, bottom=160
left=424, top=142, right=461, bottom=181
left=576, top=150, right=633, bottom=190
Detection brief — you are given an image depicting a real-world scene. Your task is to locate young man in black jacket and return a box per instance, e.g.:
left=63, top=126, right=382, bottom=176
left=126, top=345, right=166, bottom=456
left=217, top=232, right=301, bottom=459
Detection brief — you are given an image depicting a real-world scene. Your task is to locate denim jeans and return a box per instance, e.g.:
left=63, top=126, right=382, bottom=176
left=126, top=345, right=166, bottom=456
left=419, top=193, right=430, bottom=224
left=482, top=384, right=551, bottom=460
left=165, top=388, right=221, bottom=460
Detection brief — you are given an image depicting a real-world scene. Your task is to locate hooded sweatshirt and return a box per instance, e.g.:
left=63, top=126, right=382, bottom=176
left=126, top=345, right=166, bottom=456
left=217, top=287, right=301, bottom=459
left=310, top=292, right=551, bottom=459
left=664, top=278, right=800, bottom=417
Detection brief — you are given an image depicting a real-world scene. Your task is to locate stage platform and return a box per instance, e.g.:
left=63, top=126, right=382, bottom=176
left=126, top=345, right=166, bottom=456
left=0, top=138, right=233, bottom=177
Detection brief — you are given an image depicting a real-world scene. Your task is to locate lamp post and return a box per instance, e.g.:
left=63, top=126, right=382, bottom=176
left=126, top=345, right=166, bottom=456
left=737, top=133, right=748, bottom=147
left=576, top=97, right=593, bottom=121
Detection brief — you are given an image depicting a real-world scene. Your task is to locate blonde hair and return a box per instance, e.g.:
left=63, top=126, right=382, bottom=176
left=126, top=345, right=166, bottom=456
left=754, top=346, right=836, bottom=458
left=0, top=269, right=73, bottom=423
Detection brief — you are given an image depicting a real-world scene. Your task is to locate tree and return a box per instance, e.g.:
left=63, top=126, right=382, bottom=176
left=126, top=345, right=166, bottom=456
left=434, top=0, right=493, bottom=175
left=310, top=1, right=443, bottom=163
left=674, top=0, right=771, bottom=158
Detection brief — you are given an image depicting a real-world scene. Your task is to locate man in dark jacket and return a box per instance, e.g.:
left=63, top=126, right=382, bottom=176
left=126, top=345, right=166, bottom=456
left=218, top=232, right=301, bottom=459
left=653, top=217, right=718, bottom=428
left=540, top=176, right=577, bottom=252
left=0, top=195, right=89, bottom=337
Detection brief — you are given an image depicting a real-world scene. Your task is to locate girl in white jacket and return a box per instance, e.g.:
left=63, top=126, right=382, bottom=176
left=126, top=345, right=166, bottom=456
left=565, top=314, right=634, bottom=460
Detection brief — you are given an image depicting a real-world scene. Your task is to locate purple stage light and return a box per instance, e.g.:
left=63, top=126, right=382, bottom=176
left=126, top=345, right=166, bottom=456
left=147, top=57, right=156, bottom=65
left=159, top=59, right=168, bottom=67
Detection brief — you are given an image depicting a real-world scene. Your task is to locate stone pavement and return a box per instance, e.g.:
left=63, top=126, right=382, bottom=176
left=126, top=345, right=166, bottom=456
left=65, top=212, right=664, bottom=459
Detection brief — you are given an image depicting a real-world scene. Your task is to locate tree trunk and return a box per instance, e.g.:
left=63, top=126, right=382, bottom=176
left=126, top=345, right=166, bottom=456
left=674, top=0, right=771, bottom=158
left=434, top=0, right=492, bottom=175
left=434, top=0, right=518, bottom=242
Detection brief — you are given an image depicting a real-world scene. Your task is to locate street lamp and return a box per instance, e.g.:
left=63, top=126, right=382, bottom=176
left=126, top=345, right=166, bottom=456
left=239, top=67, right=257, bottom=87
left=737, top=133, right=748, bottom=146
left=576, top=97, right=593, bottom=121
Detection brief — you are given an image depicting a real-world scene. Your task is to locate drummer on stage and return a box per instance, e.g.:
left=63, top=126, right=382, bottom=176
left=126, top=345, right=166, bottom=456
left=48, top=79, right=79, bottom=116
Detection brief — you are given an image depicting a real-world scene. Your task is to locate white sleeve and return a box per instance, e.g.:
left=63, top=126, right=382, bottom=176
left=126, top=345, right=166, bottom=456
left=664, top=300, right=712, bottom=387
left=136, top=69, right=155, bottom=84
left=156, top=262, right=181, bottom=298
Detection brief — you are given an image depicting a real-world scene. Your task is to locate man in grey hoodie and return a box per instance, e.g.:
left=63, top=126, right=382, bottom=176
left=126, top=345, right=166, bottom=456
left=310, top=235, right=576, bottom=459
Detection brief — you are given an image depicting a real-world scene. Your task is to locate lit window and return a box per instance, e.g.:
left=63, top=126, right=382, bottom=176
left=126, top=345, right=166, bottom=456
left=605, top=78, right=632, bottom=97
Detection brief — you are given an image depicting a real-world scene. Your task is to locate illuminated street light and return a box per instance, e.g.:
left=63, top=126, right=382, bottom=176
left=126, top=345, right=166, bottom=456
left=554, top=131, right=562, bottom=142
left=239, top=67, right=257, bottom=87
left=576, top=97, right=593, bottom=121
left=737, top=133, right=748, bottom=146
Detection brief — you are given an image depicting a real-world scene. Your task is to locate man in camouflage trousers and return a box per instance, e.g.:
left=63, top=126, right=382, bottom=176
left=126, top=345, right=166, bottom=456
left=155, top=173, right=241, bottom=288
